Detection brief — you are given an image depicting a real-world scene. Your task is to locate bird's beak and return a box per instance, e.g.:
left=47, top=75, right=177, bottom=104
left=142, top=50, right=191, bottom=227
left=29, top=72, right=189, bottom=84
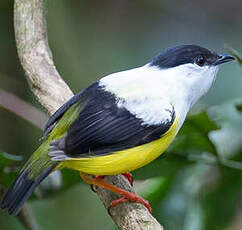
left=213, top=54, right=235, bottom=66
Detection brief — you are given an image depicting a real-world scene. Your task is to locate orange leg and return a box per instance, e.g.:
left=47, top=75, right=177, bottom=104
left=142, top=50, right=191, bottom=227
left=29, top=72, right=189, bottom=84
left=95, top=175, right=105, bottom=180
left=91, top=174, right=132, bottom=192
left=80, top=173, right=152, bottom=213
left=122, top=172, right=133, bottom=186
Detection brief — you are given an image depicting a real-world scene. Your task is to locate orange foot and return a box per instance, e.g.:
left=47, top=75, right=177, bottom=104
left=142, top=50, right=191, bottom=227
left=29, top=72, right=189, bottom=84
left=81, top=173, right=152, bottom=213
left=111, top=196, right=152, bottom=213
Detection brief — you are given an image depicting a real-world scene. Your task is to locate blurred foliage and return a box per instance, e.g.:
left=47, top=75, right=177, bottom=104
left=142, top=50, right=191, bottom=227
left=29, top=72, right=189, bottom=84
left=236, top=103, right=242, bottom=112
left=1, top=0, right=242, bottom=230
left=0, top=152, right=22, bottom=187
left=227, top=45, right=242, bottom=66
left=0, top=153, right=82, bottom=200
left=133, top=111, right=220, bottom=180
left=137, top=98, right=242, bottom=230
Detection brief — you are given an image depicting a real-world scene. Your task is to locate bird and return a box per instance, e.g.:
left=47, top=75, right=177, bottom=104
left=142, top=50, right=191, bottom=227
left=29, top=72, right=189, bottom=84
left=1, top=44, right=235, bottom=215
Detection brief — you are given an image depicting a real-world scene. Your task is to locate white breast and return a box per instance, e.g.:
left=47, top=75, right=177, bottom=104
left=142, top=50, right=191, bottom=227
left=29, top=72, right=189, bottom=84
left=99, top=63, right=217, bottom=129
left=99, top=66, right=182, bottom=127
left=117, top=97, right=174, bottom=126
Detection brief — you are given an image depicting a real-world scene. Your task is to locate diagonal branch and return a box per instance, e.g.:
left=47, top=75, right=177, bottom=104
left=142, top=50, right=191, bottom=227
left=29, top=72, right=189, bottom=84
left=0, top=88, right=47, bottom=129
left=13, top=0, right=163, bottom=229
left=17, top=204, right=40, bottom=230
left=1, top=186, right=39, bottom=230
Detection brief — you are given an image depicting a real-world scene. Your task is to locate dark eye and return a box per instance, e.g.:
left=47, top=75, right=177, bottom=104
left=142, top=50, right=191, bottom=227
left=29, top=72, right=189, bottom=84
left=195, top=55, right=206, bottom=66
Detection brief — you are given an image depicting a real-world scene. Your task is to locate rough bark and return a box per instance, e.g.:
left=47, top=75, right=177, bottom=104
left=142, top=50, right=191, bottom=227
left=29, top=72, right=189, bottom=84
left=13, top=0, right=163, bottom=229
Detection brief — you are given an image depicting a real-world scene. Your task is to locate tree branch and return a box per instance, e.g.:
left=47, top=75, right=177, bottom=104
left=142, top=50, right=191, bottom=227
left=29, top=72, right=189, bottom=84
left=14, top=0, right=73, bottom=115
left=13, top=0, right=163, bottom=229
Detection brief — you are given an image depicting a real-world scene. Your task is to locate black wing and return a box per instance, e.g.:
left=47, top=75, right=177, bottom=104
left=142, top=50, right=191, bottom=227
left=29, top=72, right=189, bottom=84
left=64, top=83, right=175, bottom=157
left=43, top=90, right=84, bottom=138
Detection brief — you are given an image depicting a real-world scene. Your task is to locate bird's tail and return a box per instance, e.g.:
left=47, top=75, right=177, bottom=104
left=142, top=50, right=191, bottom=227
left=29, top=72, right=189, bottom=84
left=1, top=142, right=58, bottom=215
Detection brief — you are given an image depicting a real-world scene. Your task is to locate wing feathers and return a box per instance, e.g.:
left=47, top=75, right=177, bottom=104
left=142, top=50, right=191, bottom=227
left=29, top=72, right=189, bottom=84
left=64, top=85, right=175, bottom=156
left=43, top=82, right=175, bottom=158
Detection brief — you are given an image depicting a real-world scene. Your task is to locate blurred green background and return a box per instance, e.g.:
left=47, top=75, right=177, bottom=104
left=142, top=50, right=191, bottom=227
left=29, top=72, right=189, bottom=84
left=0, top=0, right=242, bottom=229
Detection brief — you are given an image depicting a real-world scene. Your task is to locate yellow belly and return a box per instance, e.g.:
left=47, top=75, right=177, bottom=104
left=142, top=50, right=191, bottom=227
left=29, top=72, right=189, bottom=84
left=62, top=118, right=179, bottom=175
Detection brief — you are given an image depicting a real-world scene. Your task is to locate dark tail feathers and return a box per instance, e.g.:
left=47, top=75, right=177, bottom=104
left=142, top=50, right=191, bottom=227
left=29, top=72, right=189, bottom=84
left=1, top=165, right=55, bottom=215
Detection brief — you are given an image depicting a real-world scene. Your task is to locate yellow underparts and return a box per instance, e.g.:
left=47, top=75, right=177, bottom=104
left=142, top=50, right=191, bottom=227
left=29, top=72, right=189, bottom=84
left=62, top=118, right=179, bottom=175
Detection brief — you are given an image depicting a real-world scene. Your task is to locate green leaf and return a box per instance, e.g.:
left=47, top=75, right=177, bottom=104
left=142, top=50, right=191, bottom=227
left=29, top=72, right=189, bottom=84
left=208, top=99, right=242, bottom=159
left=0, top=152, right=22, bottom=163
left=0, top=151, right=82, bottom=200
left=169, top=111, right=219, bottom=156
left=0, top=152, right=22, bottom=188
left=226, top=45, right=242, bottom=66
left=235, top=103, right=242, bottom=112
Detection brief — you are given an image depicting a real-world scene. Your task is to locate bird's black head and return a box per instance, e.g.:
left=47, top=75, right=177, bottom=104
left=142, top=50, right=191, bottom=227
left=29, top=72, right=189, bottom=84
left=149, top=45, right=235, bottom=69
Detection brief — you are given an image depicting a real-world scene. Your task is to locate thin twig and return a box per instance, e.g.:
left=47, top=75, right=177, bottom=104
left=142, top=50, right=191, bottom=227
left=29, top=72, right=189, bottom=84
left=17, top=204, right=40, bottom=230
left=1, top=186, right=39, bottom=230
left=13, top=0, right=163, bottom=229
left=0, top=89, right=48, bottom=129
